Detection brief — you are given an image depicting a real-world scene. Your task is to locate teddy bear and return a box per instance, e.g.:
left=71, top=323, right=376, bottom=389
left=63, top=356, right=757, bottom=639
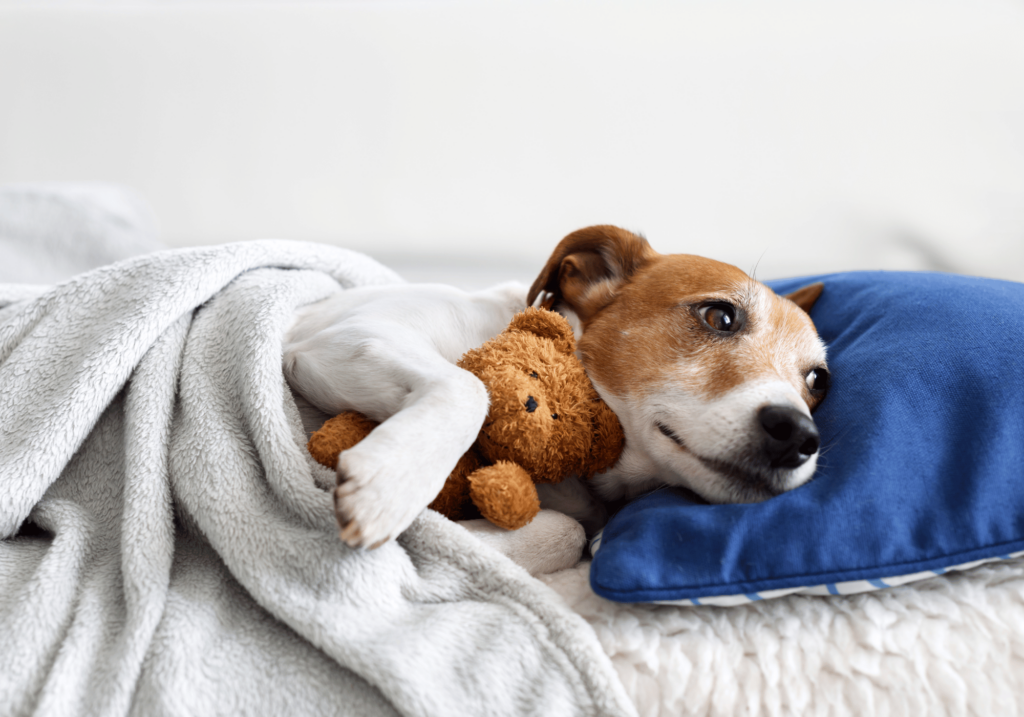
left=306, top=307, right=625, bottom=530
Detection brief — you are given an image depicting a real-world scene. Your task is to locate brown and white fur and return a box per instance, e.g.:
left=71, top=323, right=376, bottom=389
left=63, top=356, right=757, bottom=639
left=283, top=226, right=827, bottom=573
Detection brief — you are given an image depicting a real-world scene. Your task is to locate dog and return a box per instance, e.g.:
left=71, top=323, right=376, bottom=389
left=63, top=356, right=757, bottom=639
left=283, top=225, right=828, bottom=571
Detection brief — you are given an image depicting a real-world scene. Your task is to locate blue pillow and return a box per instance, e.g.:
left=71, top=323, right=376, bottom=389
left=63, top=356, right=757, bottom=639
left=589, top=271, right=1024, bottom=605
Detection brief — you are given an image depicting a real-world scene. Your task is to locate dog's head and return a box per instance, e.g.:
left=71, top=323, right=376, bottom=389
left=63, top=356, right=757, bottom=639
left=528, top=225, right=829, bottom=504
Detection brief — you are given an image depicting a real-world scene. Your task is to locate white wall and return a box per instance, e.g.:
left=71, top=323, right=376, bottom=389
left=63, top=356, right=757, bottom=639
left=2, top=0, right=1024, bottom=286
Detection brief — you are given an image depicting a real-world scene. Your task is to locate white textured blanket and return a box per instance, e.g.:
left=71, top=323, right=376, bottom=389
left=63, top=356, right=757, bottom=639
left=542, top=559, right=1024, bottom=716
left=0, top=241, right=635, bottom=717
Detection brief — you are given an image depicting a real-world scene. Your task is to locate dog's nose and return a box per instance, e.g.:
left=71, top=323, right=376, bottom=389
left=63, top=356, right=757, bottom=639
left=758, top=405, right=820, bottom=468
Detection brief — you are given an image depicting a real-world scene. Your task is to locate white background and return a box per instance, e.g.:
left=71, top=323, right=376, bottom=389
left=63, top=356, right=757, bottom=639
left=2, top=0, right=1023, bottom=288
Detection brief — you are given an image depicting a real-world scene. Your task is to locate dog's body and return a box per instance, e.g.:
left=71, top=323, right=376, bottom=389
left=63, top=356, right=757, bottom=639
left=283, top=226, right=828, bottom=572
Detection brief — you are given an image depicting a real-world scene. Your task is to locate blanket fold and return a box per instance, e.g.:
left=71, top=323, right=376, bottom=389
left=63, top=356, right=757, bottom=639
left=0, top=241, right=635, bottom=717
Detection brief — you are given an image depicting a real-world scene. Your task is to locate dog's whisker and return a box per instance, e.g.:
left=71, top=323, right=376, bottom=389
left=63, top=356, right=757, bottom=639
left=749, top=248, right=769, bottom=281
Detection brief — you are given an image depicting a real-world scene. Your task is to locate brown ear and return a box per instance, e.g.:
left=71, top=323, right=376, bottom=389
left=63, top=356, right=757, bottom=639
left=579, top=399, right=625, bottom=479
left=527, top=225, right=657, bottom=323
left=506, top=307, right=576, bottom=355
left=785, top=282, right=824, bottom=314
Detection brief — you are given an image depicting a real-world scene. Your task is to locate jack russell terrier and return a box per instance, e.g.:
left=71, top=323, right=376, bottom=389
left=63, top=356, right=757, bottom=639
left=283, top=226, right=828, bottom=574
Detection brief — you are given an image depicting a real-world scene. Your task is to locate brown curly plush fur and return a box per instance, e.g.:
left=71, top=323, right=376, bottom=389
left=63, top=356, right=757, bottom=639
left=307, top=307, right=624, bottom=530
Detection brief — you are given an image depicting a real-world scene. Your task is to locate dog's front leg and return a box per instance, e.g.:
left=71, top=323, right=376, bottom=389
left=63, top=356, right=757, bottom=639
left=329, top=341, right=490, bottom=549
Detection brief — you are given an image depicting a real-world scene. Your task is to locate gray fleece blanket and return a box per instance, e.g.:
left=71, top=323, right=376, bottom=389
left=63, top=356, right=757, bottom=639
left=0, top=241, right=635, bottom=717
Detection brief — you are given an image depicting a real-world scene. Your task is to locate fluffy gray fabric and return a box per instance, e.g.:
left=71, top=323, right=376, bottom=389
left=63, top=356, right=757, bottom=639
left=0, top=239, right=635, bottom=717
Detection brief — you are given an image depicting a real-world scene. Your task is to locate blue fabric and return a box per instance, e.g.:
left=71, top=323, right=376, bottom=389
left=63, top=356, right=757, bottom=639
left=590, top=271, right=1024, bottom=603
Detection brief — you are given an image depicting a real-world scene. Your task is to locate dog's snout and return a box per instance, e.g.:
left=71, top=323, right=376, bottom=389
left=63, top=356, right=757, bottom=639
left=525, top=396, right=538, bottom=413
left=758, top=405, right=820, bottom=468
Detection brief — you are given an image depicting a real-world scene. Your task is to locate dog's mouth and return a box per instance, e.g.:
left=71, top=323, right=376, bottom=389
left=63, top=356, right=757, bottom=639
left=696, top=453, right=785, bottom=499
left=655, top=421, right=786, bottom=500
left=656, top=421, right=687, bottom=448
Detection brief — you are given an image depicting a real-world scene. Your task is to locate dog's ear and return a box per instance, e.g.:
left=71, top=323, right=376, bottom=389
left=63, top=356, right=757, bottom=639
left=527, top=225, right=657, bottom=323
left=784, top=282, right=824, bottom=315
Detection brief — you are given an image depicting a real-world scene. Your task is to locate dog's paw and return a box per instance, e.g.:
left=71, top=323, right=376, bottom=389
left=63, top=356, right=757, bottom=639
left=332, top=449, right=444, bottom=549
left=459, top=510, right=586, bottom=576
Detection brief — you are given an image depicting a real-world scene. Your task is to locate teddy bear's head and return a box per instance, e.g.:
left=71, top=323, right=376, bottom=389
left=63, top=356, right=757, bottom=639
left=457, top=308, right=624, bottom=484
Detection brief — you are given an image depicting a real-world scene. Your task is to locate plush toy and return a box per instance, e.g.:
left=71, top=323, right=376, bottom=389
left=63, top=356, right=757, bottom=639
left=307, top=307, right=625, bottom=530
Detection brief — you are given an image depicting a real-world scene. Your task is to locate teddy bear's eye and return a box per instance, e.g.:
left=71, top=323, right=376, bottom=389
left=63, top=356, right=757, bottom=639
left=551, top=413, right=559, bottom=420
left=529, top=371, right=539, bottom=379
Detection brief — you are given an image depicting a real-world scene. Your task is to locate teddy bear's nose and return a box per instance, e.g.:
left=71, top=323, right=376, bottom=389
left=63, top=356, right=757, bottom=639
left=525, top=396, right=538, bottom=413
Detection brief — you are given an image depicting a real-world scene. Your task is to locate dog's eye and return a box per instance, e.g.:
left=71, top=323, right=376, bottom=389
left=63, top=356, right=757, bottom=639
left=551, top=413, right=559, bottom=420
left=806, top=368, right=829, bottom=392
left=698, top=303, right=738, bottom=333
left=529, top=371, right=539, bottom=379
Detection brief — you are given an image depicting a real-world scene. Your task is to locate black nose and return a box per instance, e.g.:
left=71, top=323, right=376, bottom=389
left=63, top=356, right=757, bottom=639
left=758, top=405, right=820, bottom=469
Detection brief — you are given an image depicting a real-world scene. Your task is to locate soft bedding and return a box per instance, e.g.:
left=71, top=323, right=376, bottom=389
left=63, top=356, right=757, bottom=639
left=5, top=185, right=1024, bottom=717
left=541, top=558, right=1024, bottom=716
left=0, top=228, right=633, bottom=716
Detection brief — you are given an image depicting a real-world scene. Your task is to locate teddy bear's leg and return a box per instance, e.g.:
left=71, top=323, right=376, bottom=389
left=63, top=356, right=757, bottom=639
left=428, top=450, right=482, bottom=521
left=460, top=510, right=586, bottom=576
left=307, top=412, right=378, bottom=470
left=468, top=461, right=541, bottom=531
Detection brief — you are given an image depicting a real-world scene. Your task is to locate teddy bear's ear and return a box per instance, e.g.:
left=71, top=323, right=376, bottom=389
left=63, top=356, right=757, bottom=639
left=506, top=307, right=576, bottom=355
left=579, top=399, right=625, bottom=479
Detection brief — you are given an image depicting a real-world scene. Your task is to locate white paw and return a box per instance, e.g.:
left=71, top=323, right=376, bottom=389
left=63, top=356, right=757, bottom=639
left=460, top=510, right=586, bottom=576
left=332, top=447, right=446, bottom=549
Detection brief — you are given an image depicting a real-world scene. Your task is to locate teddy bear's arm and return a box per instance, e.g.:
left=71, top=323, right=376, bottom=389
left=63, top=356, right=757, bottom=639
left=467, top=461, right=541, bottom=531
left=309, top=411, right=487, bottom=522
left=307, top=412, right=378, bottom=469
